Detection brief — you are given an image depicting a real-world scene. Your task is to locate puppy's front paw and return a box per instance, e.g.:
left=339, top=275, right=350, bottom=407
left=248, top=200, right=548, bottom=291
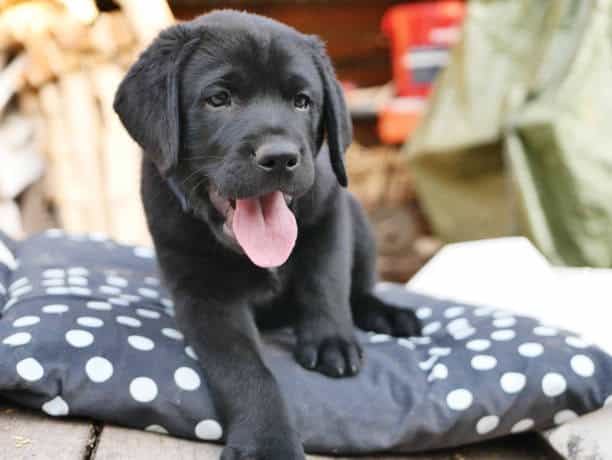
left=295, top=335, right=362, bottom=378
left=354, top=299, right=422, bottom=337
left=220, top=437, right=305, bottom=460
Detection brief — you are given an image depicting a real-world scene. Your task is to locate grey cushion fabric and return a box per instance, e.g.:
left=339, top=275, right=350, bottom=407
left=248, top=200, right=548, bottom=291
left=1, top=230, right=611, bottom=454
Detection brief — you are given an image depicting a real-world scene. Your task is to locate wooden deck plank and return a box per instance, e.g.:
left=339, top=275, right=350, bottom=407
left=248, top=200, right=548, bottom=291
left=93, top=425, right=560, bottom=460
left=0, top=403, right=94, bottom=460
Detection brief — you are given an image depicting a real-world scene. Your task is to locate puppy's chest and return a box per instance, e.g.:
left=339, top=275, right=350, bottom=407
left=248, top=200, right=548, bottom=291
left=250, top=267, right=292, bottom=307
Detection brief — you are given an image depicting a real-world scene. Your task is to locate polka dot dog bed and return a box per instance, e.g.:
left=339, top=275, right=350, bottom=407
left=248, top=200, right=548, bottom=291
left=1, top=230, right=611, bottom=454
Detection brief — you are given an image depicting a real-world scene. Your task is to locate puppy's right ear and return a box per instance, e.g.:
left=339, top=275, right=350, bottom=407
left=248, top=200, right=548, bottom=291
left=114, top=25, right=199, bottom=177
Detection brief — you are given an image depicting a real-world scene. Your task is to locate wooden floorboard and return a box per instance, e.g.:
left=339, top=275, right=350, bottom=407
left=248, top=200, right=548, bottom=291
left=92, top=425, right=561, bottom=460
left=0, top=403, right=94, bottom=460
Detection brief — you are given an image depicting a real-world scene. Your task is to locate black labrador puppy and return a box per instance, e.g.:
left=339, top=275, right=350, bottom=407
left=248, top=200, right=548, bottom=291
left=114, top=10, right=421, bottom=460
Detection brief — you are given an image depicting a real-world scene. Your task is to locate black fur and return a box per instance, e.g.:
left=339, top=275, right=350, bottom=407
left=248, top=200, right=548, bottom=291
left=115, top=10, right=421, bottom=460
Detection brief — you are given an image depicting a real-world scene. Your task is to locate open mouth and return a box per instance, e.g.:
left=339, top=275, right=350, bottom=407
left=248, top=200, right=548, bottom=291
left=208, top=187, right=297, bottom=268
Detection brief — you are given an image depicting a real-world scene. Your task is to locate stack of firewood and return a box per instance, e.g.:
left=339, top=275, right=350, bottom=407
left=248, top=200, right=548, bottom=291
left=0, top=0, right=174, bottom=245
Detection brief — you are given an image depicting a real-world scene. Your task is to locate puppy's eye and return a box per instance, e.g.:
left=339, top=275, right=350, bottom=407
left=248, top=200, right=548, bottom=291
left=294, top=93, right=311, bottom=111
left=206, top=91, right=231, bottom=108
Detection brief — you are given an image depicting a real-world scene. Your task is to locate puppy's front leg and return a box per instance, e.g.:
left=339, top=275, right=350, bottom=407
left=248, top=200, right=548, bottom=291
left=170, top=279, right=305, bottom=460
left=291, top=203, right=362, bottom=378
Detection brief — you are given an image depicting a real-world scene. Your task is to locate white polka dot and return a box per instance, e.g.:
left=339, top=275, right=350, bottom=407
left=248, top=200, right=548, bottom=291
left=474, top=307, right=494, bottom=316
left=446, top=389, right=473, bottom=411
left=422, top=321, right=441, bottom=335
left=604, top=395, right=612, bottom=407
left=446, top=318, right=469, bottom=333
left=466, top=339, right=491, bottom=352
left=128, top=335, right=155, bottom=351
left=10, top=277, right=28, bottom=290
left=116, top=316, right=142, bottom=328
left=397, top=338, right=415, bottom=349
left=511, top=419, right=534, bottom=433
left=370, top=334, right=392, bottom=343
left=542, top=373, right=567, bottom=397
left=476, top=415, right=499, bottom=435
left=65, top=330, right=94, bottom=348
left=68, top=267, right=89, bottom=276
left=42, top=304, right=69, bottom=314
left=185, top=346, right=198, bottom=360
left=46, top=287, right=70, bottom=295
left=452, top=327, right=476, bottom=340
left=411, top=336, right=432, bottom=345
left=11, top=285, right=32, bottom=297
left=566, top=336, right=590, bottom=349
left=161, top=298, right=174, bottom=309
left=69, top=287, right=91, bottom=296
left=534, top=326, right=557, bottom=336
left=518, top=342, right=544, bottom=358
left=493, top=317, right=517, bottom=328
left=134, top=246, right=155, bottom=258
left=138, top=287, right=159, bottom=299
left=129, top=377, right=158, bottom=402
left=3, top=332, right=31, bottom=346
left=429, top=347, right=451, bottom=357
left=42, top=279, right=64, bottom=287
left=145, top=425, right=168, bottom=434
left=107, top=276, right=128, bottom=287
left=471, top=355, right=497, bottom=371
left=444, top=306, right=465, bottom=318
left=87, top=301, right=112, bottom=311
left=42, top=396, right=69, bottom=416
left=136, top=308, right=161, bottom=319
left=43, top=268, right=64, bottom=278
left=571, top=355, right=595, bottom=377
left=145, top=277, right=160, bottom=286
left=85, top=357, right=114, bottom=383
left=174, top=367, right=201, bottom=391
left=121, top=294, right=141, bottom=302
left=194, top=420, right=223, bottom=440
left=161, top=328, right=184, bottom=340
left=419, top=356, right=438, bottom=371
left=491, top=329, right=516, bottom=341
left=493, top=310, right=514, bottom=318
left=16, top=358, right=44, bottom=381
left=68, top=276, right=88, bottom=286
left=428, top=363, right=448, bottom=381
left=501, top=372, right=526, bottom=394
left=77, top=317, right=104, bottom=328
left=13, top=316, right=40, bottom=327
left=554, top=410, right=578, bottom=425
left=100, top=285, right=121, bottom=295
left=109, top=297, right=130, bottom=307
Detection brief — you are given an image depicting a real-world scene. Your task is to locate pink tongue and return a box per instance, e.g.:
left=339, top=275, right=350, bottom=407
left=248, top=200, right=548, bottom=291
left=232, top=191, right=297, bottom=268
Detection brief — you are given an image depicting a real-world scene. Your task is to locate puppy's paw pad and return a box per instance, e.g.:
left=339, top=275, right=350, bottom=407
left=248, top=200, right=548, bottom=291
left=295, top=336, right=362, bottom=378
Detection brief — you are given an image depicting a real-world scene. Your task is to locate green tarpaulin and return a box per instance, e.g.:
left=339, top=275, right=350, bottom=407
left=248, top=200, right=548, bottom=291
left=405, top=0, right=612, bottom=266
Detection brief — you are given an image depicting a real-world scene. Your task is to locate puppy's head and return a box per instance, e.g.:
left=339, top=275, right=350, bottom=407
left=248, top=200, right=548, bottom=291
left=114, top=10, right=352, bottom=268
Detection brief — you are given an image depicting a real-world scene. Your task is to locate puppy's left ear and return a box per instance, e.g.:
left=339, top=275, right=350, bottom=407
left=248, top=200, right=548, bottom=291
left=114, top=24, right=199, bottom=177
left=310, top=38, right=353, bottom=187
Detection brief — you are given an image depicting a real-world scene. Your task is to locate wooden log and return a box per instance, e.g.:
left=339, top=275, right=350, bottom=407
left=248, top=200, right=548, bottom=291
left=91, top=63, right=151, bottom=246
left=38, top=82, right=88, bottom=232
left=58, top=71, right=109, bottom=234
left=89, top=12, right=135, bottom=57
left=114, top=0, right=174, bottom=46
left=0, top=54, right=27, bottom=114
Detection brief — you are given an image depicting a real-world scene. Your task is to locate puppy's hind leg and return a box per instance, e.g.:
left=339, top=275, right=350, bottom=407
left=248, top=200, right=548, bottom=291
left=348, top=196, right=422, bottom=337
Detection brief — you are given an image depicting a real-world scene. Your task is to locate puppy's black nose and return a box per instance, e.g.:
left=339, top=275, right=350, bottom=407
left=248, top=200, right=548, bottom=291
left=254, top=142, right=300, bottom=173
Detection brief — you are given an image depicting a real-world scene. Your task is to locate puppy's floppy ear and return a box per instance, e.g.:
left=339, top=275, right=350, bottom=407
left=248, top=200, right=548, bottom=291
left=310, top=38, right=353, bottom=187
left=114, top=25, right=199, bottom=177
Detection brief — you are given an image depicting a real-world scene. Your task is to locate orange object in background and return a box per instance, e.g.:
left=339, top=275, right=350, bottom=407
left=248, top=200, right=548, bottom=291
left=379, top=1, right=465, bottom=144
left=382, top=1, right=465, bottom=98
